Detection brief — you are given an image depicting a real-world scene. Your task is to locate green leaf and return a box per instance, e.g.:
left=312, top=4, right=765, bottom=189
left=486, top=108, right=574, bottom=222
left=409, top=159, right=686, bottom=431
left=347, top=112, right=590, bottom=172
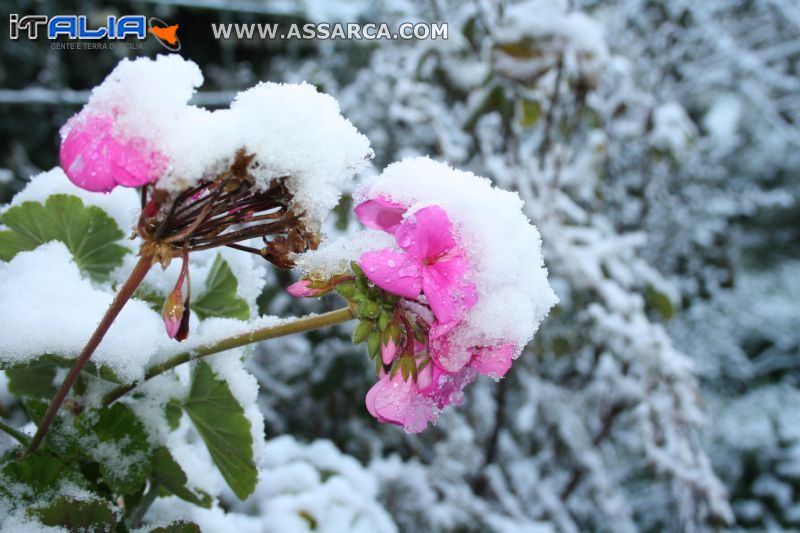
left=151, top=447, right=211, bottom=508
left=6, top=360, right=57, bottom=398
left=644, top=286, right=675, bottom=321
left=0, top=194, right=128, bottom=280
left=299, top=510, right=318, bottom=529
left=31, top=496, right=117, bottom=531
left=78, top=403, right=152, bottom=495
left=1, top=449, right=69, bottom=495
left=183, top=362, right=256, bottom=500
left=150, top=521, right=202, bottom=533
left=4, top=354, right=123, bottom=386
left=165, top=399, right=183, bottom=430
left=191, top=254, right=250, bottom=320
left=519, top=99, right=541, bottom=127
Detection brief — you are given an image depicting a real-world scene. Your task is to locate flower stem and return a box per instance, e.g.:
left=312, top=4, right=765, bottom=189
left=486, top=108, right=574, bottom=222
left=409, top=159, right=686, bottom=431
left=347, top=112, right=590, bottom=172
left=25, top=254, right=153, bottom=456
left=102, top=307, right=355, bottom=405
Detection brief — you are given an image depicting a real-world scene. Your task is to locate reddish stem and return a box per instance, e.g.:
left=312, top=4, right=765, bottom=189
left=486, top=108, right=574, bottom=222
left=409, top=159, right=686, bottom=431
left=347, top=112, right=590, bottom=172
left=24, top=254, right=154, bottom=456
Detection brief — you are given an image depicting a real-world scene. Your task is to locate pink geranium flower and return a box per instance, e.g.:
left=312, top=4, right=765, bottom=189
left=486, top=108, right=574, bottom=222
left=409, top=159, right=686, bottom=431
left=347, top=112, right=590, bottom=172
left=359, top=205, right=476, bottom=324
left=60, top=113, right=166, bottom=193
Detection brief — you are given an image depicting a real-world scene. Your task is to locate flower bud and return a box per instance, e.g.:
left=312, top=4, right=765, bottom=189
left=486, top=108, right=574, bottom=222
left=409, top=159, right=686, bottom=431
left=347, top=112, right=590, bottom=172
left=381, top=338, right=397, bottom=366
left=162, top=287, right=185, bottom=339
left=287, top=279, right=330, bottom=298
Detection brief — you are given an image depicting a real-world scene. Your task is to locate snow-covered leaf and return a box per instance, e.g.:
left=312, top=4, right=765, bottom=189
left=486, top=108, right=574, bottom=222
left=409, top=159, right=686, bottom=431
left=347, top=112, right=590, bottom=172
left=183, top=361, right=256, bottom=500
left=78, top=403, right=152, bottom=495
left=0, top=449, right=72, bottom=496
left=31, top=496, right=116, bottom=531
left=5, top=360, right=57, bottom=399
left=151, top=447, right=211, bottom=508
left=150, top=521, right=202, bottom=533
left=0, top=195, right=128, bottom=281
left=191, top=254, right=250, bottom=320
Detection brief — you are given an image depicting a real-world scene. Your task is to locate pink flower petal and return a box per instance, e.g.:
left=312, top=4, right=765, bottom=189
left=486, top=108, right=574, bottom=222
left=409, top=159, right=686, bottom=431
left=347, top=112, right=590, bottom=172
left=365, top=372, right=438, bottom=433
left=60, top=113, right=165, bottom=192
left=428, top=328, right=472, bottom=373
left=429, top=320, right=459, bottom=339
left=359, top=249, right=423, bottom=299
left=394, top=206, right=456, bottom=260
left=470, top=344, right=515, bottom=379
left=418, top=365, right=477, bottom=409
left=60, top=116, right=117, bottom=192
left=422, top=256, right=473, bottom=324
left=355, top=198, right=407, bottom=233
left=365, top=379, right=384, bottom=421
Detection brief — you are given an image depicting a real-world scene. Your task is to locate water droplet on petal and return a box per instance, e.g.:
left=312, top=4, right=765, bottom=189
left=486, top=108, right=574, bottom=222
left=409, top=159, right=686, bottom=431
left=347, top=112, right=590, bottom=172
left=387, top=259, right=396, bottom=267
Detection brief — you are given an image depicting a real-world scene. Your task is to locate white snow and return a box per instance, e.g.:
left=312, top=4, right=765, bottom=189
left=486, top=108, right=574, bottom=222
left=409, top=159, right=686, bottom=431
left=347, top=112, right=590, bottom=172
left=703, top=94, right=741, bottom=143
left=62, top=55, right=373, bottom=228
left=651, top=102, right=697, bottom=152
left=146, top=436, right=397, bottom=533
left=0, top=242, right=163, bottom=383
left=295, top=230, right=396, bottom=279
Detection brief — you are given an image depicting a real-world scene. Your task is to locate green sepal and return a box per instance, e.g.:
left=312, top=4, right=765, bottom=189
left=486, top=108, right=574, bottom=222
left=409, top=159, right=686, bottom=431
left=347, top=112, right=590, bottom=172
left=366, top=331, right=382, bottom=359
left=357, top=300, right=380, bottom=319
left=377, top=310, right=392, bottom=331
left=351, top=320, right=373, bottom=344
left=335, top=281, right=357, bottom=298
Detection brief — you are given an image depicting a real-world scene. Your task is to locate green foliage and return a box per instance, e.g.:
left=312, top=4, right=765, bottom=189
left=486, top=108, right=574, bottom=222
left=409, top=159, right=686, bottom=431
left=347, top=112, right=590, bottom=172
left=1, top=449, right=75, bottom=495
left=191, top=254, right=250, bottom=320
left=0, top=195, right=128, bottom=280
left=32, top=496, right=117, bottom=532
left=0, top=195, right=266, bottom=528
left=183, top=361, right=257, bottom=500
left=78, top=403, right=152, bottom=495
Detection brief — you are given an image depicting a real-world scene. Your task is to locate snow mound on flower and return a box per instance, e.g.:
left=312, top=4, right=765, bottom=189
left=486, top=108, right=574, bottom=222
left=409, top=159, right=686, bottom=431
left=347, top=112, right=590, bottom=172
left=62, top=55, right=372, bottom=227
left=295, top=230, right=396, bottom=279
left=356, top=157, right=558, bottom=358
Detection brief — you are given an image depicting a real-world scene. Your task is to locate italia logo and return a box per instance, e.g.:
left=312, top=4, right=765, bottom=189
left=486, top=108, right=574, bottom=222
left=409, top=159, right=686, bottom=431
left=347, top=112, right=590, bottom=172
left=8, top=14, right=181, bottom=51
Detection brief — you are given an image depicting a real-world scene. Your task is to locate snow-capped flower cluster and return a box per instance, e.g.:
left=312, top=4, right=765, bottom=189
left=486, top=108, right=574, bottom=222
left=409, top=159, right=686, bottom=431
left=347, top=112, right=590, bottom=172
left=59, top=54, right=372, bottom=228
left=292, top=158, right=558, bottom=432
